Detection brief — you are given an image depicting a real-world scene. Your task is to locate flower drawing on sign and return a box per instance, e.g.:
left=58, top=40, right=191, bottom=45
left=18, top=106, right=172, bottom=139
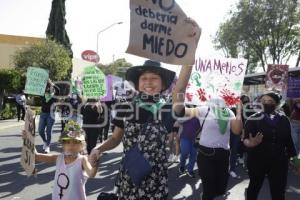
left=220, top=89, right=240, bottom=106
left=197, top=88, right=207, bottom=102
left=186, top=92, right=193, bottom=102
left=234, top=81, right=242, bottom=91
left=191, top=72, right=201, bottom=87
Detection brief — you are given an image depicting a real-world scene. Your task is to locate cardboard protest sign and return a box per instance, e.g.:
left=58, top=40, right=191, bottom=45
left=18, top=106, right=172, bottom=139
left=185, top=57, right=247, bottom=106
left=126, top=0, right=200, bottom=65
left=24, top=67, right=49, bottom=96
left=82, top=66, right=106, bottom=98
left=265, top=64, right=289, bottom=94
left=21, top=108, right=36, bottom=176
left=287, top=77, right=300, bottom=98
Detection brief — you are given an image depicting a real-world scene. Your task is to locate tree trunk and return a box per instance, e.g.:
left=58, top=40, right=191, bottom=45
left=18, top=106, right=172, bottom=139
left=0, top=90, right=4, bottom=112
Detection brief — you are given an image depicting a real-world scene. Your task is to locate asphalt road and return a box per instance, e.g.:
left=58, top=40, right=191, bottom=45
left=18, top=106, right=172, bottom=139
left=0, top=121, right=299, bottom=200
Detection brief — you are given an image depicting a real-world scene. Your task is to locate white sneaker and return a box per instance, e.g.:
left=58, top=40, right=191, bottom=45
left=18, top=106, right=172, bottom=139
left=44, top=146, right=50, bottom=153
left=229, top=171, right=239, bottom=178
left=168, top=154, right=174, bottom=162
left=174, top=155, right=180, bottom=163
left=43, top=142, right=47, bottom=150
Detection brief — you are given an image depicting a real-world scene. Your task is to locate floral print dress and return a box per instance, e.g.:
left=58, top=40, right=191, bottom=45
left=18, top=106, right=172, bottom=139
left=113, top=97, right=175, bottom=200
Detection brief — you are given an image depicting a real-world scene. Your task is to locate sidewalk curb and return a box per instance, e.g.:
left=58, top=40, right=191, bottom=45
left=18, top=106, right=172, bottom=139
left=0, top=117, right=40, bottom=131
left=0, top=123, right=25, bottom=131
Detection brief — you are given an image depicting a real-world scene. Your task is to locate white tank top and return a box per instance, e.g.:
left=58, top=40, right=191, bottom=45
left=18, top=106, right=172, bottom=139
left=52, top=154, right=88, bottom=200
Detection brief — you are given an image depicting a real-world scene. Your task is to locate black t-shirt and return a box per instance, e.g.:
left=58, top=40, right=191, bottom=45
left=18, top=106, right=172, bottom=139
left=81, top=104, right=103, bottom=124
left=112, top=98, right=183, bottom=133
left=41, top=86, right=60, bottom=113
left=244, top=112, right=297, bottom=158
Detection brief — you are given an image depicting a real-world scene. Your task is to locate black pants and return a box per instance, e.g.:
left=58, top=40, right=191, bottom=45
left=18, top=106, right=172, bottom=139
left=246, top=154, right=289, bottom=200
left=197, top=145, right=230, bottom=200
left=84, top=127, right=103, bottom=154
left=102, top=114, right=111, bottom=141
left=16, top=104, right=25, bottom=121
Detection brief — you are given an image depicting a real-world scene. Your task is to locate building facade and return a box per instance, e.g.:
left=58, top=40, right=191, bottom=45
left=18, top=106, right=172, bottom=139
left=0, top=34, right=44, bottom=69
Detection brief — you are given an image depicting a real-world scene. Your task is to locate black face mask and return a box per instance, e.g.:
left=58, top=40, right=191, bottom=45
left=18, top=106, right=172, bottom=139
left=263, top=104, right=276, bottom=114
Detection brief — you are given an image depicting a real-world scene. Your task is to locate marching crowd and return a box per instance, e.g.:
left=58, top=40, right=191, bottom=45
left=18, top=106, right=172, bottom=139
left=19, top=58, right=300, bottom=200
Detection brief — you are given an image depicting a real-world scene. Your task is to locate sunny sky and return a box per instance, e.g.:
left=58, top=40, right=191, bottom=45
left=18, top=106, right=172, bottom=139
left=0, top=0, right=238, bottom=72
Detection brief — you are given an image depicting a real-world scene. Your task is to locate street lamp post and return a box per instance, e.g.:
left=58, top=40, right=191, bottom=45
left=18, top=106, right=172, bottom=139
left=96, top=21, right=123, bottom=56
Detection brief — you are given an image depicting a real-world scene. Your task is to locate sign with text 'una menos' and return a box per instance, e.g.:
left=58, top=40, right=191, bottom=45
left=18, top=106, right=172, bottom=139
left=185, top=57, right=248, bottom=106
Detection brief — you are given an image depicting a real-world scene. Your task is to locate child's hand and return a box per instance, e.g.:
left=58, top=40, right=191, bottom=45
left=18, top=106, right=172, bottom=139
left=89, top=148, right=100, bottom=167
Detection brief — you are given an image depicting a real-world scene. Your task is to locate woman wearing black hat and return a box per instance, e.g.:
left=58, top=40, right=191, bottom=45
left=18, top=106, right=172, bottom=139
left=90, top=60, right=186, bottom=199
left=243, top=92, right=297, bottom=200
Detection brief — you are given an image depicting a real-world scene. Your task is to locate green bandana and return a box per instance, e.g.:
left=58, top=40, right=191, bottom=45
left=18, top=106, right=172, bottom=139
left=212, top=107, right=230, bottom=135
left=45, top=93, right=53, bottom=103
left=135, top=97, right=166, bottom=114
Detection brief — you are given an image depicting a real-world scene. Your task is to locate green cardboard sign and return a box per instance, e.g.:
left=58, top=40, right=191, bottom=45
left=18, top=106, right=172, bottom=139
left=82, top=66, right=106, bottom=98
left=24, top=67, right=49, bottom=96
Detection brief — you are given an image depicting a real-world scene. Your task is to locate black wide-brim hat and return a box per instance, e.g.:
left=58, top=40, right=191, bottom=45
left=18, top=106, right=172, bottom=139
left=125, top=60, right=176, bottom=91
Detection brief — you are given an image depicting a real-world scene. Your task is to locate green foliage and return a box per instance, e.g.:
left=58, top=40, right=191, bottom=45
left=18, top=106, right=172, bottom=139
left=0, top=68, right=25, bottom=93
left=13, top=39, right=72, bottom=81
left=97, top=58, right=133, bottom=78
left=0, top=103, right=17, bottom=120
left=214, top=0, right=300, bottom=72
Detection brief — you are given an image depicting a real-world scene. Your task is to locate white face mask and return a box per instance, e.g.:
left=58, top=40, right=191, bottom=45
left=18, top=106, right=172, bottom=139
left=64, top=151, right=79, bottom=158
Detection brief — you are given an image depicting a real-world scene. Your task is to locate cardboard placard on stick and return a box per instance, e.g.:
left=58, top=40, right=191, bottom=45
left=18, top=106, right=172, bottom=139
left=126, top=0, right=200, bottom=65
left=24, top=67, right=49, bottom=96
left=21, top=108, right=36, bottom=176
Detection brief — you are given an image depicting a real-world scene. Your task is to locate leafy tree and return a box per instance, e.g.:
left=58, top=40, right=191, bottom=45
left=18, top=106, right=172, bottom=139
left=214, top=0, right=300, bottom=72
left=13, top=39, right=72, bottom=81
left=97, top=58, right=133, bottom=78
left=0, top=69, right=25, bottom=111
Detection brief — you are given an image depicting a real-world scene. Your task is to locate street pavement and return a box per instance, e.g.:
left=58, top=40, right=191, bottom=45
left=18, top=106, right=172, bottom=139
left=0, top=119, right=299, bottom=200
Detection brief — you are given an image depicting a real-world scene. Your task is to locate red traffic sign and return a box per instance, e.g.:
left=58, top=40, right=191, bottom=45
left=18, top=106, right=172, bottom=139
left=81, top=50, right=100, bottom=63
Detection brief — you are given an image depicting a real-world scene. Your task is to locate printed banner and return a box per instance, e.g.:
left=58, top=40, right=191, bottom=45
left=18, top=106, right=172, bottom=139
left=126, top=0, right=200, bottom=65
left=185, top=57, right=248, bottom=106
left=21, top=108, right=36, bottom=176
left=265, top=64, right=289, bottom=93
left=82, top=66, right=107, bottom=98
left=287, top=77, right=300, bottom=98
left=24, top=67, right=49, bottom=96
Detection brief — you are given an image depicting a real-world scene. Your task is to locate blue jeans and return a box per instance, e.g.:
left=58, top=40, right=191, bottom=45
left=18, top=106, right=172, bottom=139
left=291, top=122, right=300, bottom=155
left=180, top=138, right=197, bottom=173
left=38, top=112, right=55, bottom=146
